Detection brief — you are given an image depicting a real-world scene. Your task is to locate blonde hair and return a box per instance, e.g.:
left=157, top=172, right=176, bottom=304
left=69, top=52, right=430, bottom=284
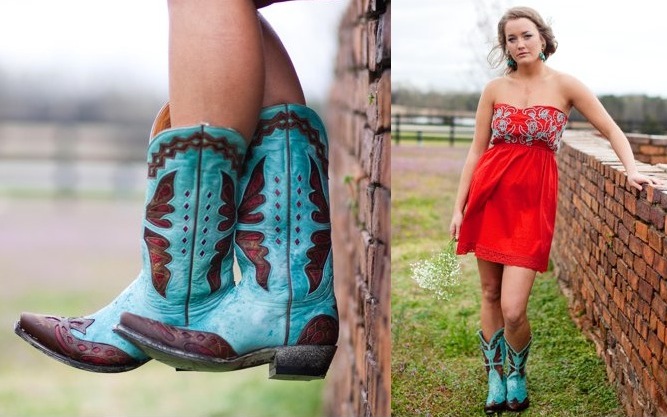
left=488, top=6, right=558, bottom=74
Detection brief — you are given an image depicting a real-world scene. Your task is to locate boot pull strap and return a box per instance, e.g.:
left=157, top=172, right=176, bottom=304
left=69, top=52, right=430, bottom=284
left=150, top=103, right=172, bottom=141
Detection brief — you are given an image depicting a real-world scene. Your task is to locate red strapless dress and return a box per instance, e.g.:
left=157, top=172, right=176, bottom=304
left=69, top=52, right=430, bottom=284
left=456, top=103, right=568, bottom=272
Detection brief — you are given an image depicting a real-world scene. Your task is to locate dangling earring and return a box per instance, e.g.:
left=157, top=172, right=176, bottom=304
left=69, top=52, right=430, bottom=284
left=507, top=57, right=516, bottom=68
left=539, top=51, right=546, bottom=62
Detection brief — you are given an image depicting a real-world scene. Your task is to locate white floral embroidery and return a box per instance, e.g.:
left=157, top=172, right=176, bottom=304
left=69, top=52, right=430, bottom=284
left=490, top=104, right=568, bottom=151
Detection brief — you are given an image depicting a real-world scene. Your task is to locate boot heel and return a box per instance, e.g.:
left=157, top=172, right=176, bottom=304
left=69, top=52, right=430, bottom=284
left=269, top=345, right=337, bottom=380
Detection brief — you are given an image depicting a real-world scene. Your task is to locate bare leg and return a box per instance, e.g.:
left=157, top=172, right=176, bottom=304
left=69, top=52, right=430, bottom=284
left=479, top=258, right=504, bottom=341
left=259, top=14, right=305, bottom=107
left=500, top=266, right=536, bottom=350
left=168, top=0, right=264, bottom=142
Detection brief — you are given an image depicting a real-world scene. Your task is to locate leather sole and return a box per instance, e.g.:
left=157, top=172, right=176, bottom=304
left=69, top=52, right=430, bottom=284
left=114, top=323, right=336, bottom=379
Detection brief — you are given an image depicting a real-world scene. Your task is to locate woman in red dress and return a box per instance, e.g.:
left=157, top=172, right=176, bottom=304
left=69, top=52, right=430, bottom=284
left=449, top=6, right=659, bottom=414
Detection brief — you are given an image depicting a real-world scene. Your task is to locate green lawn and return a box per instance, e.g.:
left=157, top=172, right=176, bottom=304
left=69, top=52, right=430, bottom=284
left=0, top=195, right=326, bottom=417
left=391, top=144, right=624, bottom=417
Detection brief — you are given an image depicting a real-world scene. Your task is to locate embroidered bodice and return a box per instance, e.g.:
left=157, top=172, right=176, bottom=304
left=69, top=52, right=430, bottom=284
left=490, top=103, right=568, bottom=151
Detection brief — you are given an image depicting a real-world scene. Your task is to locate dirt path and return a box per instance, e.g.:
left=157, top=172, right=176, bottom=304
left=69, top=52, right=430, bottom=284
left=391, top=143, right=468, bottom=176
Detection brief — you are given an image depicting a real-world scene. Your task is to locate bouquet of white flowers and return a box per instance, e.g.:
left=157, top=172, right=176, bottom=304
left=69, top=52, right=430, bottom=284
left=410, top=240, right=462, bottom=300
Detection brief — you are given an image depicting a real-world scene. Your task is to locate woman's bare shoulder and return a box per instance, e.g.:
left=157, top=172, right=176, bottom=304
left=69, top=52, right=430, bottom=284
left=550, top=69, right=586, bottom=91
left=485, top=76, right=509, bottom=91
left=480, top=76, right=508, bottom=101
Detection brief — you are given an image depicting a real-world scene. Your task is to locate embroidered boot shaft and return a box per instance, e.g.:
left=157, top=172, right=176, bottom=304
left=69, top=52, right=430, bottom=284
left=117, top=104, right=339, bottom=379
left=14, top=108, right=246, bottom=372
left=478, top=328, right=507, bottom=414
left=506, top=336, right=531, bottom=411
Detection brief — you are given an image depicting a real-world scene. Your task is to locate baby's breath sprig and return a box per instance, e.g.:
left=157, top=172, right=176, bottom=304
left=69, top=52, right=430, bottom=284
left=410, top=240, right=462, bottom=300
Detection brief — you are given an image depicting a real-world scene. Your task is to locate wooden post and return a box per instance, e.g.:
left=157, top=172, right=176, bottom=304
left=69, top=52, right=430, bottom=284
left=394, top=114, right=401, bottom=145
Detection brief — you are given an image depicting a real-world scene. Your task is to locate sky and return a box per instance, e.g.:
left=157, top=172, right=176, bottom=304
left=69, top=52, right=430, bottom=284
left=393, top=0, right=667, bottom=97
left=0, top=0, right=347, bottom=102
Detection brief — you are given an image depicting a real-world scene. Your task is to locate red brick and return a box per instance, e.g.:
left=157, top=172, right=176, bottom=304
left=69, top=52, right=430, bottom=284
left=641, top=308, right=654, bottom=334
left=639, top=145, right=666, bottom=155
left=643, top=245, right=656, bottom=268
left=637, top=200, right=652, bottom=223
left=637, top=316, right=649, bottom=340
left=623, top=211, right=636, bottom=231
left=650, top=206, right=666, bottom=230
left=653, top=296, right=667, bottom=323
left=617, top=222, right=630, bottom=244
left=627, top=268, right=640, bottom=291
left=635, top=221, right=649, bottom=242
left=625, top=253, right=637, bottom=272
left=624, top=190, right=637, bottom=214
left=648, top=331, right=664, bottom=362
left=640, top=341, right=653, bottom=366
left=655, top=368, right=667, bottom=407
left=650, top=310, right=659, bottom=332
left=613, top=287, right=625, bottom=311
left=649, top=272, right=662, bottom=298
left=648, top=228, right=664, bottom=253
left=634, top=256, right=648, bottom=277
left=654, top=255, right=667, bottom=277
left=658, top=319, right=666, bottom=345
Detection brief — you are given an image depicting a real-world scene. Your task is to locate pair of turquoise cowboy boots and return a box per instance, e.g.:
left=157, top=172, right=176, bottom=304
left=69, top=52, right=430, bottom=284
left=14, top=103, right=338, bottom=379
left=478, top=328, right=532, bottom=414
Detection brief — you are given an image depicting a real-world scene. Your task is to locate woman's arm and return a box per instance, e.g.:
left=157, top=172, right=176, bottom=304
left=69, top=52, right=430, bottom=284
left=564, top=74, right=659, bottom=190
left=449, top=84, right=495, bottom=239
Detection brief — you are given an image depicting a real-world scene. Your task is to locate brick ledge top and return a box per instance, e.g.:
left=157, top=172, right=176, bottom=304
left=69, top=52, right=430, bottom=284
left=561, top=130, right=667, bottom=202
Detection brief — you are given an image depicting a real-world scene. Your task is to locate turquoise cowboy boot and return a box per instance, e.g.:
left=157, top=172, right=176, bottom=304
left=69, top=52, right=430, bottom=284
left=14, top=105, right=247, bottom=372
left=506, top=336, right=532, bottom=411
left=116, top=103, right=339, bottom=379
left=479, top=328, right=507, bottom=414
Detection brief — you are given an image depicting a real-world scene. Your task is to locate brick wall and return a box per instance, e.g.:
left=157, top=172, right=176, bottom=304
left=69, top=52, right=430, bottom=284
left=626, top=133, right=667, bottom=165
left=323, top=0, right=391, bottom=416
left=551, top=131, right=667, bottom=416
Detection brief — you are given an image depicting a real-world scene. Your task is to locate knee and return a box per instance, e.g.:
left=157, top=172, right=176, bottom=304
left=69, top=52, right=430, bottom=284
left=501, top=304, right=527, bottom=329
left=481, top=284, right=502, bottom=304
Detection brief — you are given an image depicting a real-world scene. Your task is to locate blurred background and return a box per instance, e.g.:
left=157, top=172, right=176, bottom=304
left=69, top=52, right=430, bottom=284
left=393, top=0, right=667, bottom=138
left=0, top=1, right=346, bottom=416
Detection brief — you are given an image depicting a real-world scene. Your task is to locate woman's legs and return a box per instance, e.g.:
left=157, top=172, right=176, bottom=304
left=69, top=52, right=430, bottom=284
left=168, top=0, right=264, bottom=141
left=479, top=258, right=504, bottom=341
left=259, top=13, right=305, bottom=107
left=479, top=258, right=537, bottom=347
left=500, top=266, right=536, bottom=350
left=501, top=265, right=535, bottom=411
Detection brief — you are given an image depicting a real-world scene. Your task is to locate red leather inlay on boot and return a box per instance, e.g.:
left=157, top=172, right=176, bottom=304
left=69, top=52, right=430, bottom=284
left=304, top=157, right=332, bottom=293
left=145, top=171, right=176, bottom=228
left=297, top=315, right=339, bottom=345
left=144, top=228, right=172, bottom=297
left=236, top=231, right=270, bottom=290
left=18, top=313, right=135, bottom=366
left=237, top=158, right=270, bottom=289
left=148, top=132, right=244, bottom=178
left=238, top=159, right=266, bottom=225
left=207, top=171, right=236, bottom=292
left=120, top=312, right=238, bottom=359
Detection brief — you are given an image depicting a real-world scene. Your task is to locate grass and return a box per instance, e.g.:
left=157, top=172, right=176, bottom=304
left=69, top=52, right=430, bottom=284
left=391, top=143, right=624, bottom=417
left=0, top=195, right=327, bottom=417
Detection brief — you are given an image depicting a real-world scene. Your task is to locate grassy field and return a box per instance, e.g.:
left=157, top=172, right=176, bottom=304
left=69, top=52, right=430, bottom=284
left=391, top=142, right=625, bottom=417
left=0, top=196, right=326, bottom=417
